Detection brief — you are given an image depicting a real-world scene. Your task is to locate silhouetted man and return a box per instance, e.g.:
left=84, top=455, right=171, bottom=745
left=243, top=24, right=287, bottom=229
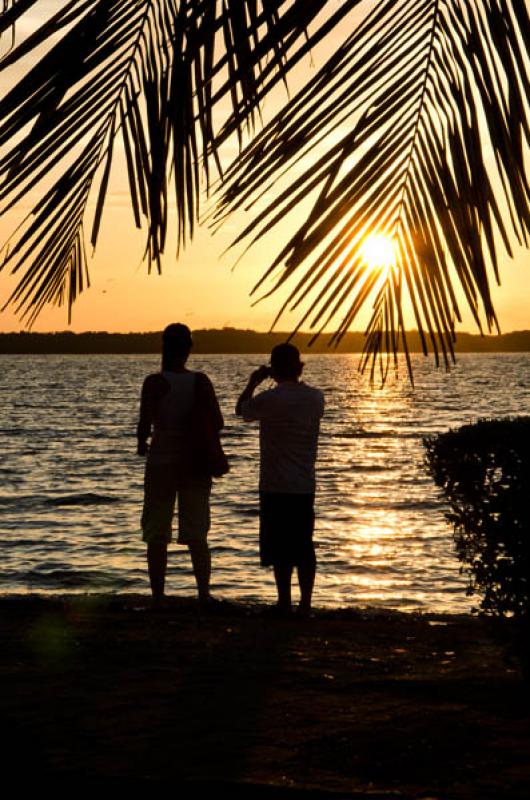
left=236, top=344, right=324, bottom=616
left=137, top=323, right=224, bottom=608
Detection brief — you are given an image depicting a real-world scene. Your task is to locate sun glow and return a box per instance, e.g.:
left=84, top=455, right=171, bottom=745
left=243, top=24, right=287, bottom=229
left=359, top=233, right=398, bottom=274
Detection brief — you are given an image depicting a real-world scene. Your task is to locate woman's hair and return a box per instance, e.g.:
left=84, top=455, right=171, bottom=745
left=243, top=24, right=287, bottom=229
left=161, top=323, right=193, bottom=369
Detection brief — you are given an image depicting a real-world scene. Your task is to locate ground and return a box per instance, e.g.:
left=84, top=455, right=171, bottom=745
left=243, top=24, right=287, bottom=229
left=2, top=595, right=530, bottom=798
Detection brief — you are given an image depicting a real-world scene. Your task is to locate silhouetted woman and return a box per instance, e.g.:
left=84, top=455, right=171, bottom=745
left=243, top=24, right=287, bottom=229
left=137, top=323, right=224, bottom=608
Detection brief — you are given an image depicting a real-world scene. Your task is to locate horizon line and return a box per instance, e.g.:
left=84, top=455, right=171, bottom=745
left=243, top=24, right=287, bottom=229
left=3, top=327, right=530, bottom=337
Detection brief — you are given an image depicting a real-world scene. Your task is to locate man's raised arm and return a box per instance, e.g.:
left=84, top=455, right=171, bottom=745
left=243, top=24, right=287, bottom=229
left=235, top=366, right=270, bottom=417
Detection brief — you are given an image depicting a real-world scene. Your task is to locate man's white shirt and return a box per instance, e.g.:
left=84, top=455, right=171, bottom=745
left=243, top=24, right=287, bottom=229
left=241, top=381, right=324, bottom=494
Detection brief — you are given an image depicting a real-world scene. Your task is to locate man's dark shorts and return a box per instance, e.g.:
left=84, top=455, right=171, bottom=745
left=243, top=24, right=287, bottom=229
left=259, top=492, right=315, bottom=568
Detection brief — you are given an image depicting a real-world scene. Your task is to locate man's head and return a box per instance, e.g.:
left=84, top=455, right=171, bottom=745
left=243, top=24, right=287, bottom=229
left=270, top=343, right=303, bottom=382
left=162, top=323, right=193, bottom=367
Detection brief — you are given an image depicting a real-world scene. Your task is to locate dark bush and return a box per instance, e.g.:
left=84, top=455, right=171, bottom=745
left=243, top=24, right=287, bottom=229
left=424, top=416, right=530, bottom=618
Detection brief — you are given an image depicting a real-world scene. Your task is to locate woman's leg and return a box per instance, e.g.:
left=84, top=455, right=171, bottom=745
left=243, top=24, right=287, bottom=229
left=178, top=478, right=213, bottom=601
left=142, top=463, right=176, bottom=606
left=188, top=540, right=211, bottom=602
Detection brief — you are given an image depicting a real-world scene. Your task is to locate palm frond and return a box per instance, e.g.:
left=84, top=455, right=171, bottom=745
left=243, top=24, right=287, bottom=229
left=0, top=1, right=38, bottom=39
left=215, top=0, right=530, bottom=381
left=0, top=0, right=358, bottom=324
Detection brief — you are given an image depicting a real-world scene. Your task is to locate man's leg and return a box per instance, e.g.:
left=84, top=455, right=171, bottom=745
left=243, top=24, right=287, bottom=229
left=147, top=541, right=168, bottom=605
left=273, top=562, right=293, bottom=611
left=188, top=540, right=212, bottom=603
left=296, top=494, right=316, bottom=615
left=297, top=554, right=316, bottom=615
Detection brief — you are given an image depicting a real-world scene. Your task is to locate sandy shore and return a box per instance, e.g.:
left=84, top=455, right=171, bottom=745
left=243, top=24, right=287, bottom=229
left=2, top=594, right=530, bottom=798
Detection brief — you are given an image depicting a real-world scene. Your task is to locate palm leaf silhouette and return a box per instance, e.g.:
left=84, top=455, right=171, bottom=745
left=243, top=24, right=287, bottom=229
left=0, top=0, right=359, bottom=324
left=1, top=1, right=529, bottom=380
left=215, top=0, right=530, bottom=381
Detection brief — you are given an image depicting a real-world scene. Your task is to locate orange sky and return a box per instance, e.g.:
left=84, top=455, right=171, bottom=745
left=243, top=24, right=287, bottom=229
left=0, top=1, right=529, bottom=335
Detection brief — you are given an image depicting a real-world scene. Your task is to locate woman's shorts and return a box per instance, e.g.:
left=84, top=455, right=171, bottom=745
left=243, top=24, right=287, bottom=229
left=259, top=491, right=315, bottom=567
left=142, top=463, right=212, bottom=544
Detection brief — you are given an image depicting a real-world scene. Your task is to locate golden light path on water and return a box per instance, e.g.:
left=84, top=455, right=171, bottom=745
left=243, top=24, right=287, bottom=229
left=3, top=353, right=530, bottom=611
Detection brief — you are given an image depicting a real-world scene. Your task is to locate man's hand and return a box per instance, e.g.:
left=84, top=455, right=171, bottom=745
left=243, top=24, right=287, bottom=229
left=249, top=365, right=270, bottom=387
left=236, top=365, right=270, bottom=416
left=137, top=440, right=149, bottom=457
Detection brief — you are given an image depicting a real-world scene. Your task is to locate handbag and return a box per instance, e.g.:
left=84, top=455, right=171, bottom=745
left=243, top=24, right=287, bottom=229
left=189, top=373, right=229, bottom=478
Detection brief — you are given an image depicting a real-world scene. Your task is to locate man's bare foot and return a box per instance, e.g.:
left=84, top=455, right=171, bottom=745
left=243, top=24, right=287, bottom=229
left=296, top=604, right=313, bottom=620
left=198, top=595, right=230, bottom=614
left=151, top=594, right=167, bottom=611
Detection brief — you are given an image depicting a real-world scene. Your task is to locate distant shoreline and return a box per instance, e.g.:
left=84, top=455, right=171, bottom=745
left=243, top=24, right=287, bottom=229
left=3, top=328, right=530, bottom=354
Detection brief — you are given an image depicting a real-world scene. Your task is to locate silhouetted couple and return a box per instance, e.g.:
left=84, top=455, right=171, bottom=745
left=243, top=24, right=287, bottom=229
left=137, top=323, right=324, bottom=616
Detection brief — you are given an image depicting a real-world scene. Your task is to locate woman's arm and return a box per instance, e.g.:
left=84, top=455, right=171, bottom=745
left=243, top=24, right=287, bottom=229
left=197, top=372, right=224, bottom=431
left=136, top=374, right=169, bottom=455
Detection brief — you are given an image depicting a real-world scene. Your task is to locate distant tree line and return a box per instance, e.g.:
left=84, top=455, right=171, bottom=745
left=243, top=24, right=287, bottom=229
left=2, top=329, right=530, bottom=355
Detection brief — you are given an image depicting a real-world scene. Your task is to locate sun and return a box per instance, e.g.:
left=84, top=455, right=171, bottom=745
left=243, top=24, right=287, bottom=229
left=359, top=233, right=397, bottom=273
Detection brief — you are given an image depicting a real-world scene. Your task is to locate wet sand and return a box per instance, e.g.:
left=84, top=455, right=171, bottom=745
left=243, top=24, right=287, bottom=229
left=2, top=595, right=530, bottom=798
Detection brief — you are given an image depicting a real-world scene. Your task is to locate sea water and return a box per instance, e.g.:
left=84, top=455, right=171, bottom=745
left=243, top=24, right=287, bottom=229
left=2, top=352, right=530, bottom=612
